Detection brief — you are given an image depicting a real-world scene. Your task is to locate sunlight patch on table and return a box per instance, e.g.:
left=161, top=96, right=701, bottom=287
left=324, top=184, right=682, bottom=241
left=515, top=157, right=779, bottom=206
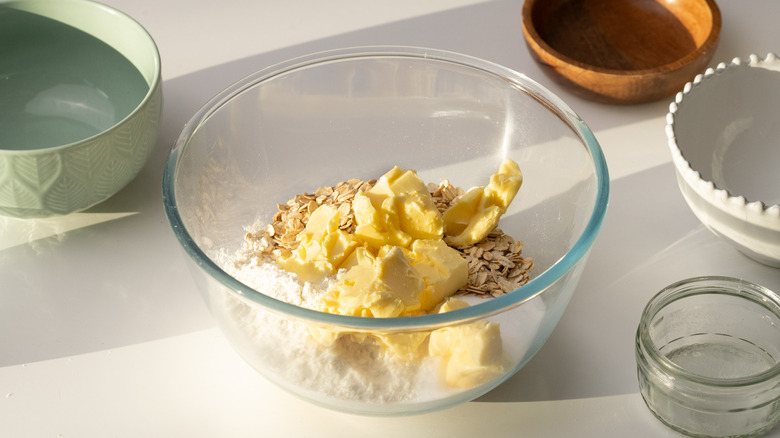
left=0, top=211, right=139, bottom=251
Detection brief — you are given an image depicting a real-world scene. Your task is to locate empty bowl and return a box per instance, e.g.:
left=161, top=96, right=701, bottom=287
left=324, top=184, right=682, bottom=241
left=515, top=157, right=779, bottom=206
left=521, top=0, right=721, bottom=104
left=667, top=54, right=780, bottom=267
left=0, top=0, right=162, bottom=218
left=163, top=46, right=609, bottom=415
left=636, top=276, right=780, bottom=437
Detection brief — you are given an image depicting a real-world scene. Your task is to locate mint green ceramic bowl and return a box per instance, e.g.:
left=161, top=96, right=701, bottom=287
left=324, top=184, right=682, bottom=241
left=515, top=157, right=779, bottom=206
left=0, top=0, right=162, bottom=218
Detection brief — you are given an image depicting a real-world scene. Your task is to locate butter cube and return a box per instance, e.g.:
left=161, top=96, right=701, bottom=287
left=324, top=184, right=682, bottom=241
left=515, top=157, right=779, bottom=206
left=443, top=159, right=523, bottom=247
left=429, top=320, right=505, bottom=388
left=442, top=187, right=504, bottom=248
left=307, top=326, right=341, bottom=347
left=338, top=245, right=375, bottom=271
left=397, top=190, right=444, bottom=241
left=368, top=166, right=430, bottom=200
left=440, top=187, right=483, bottom=237
left=353, top=192, right=413, bottom=249
left=408, top=239, right=468, bottom=311
left=320, top=246, right=425, bottom=318
left=435, top=297, right=471, bottom=313
left=377, top=246, right=426, bottom=313
left=358, top=166, right=444, bottom=247
left=374, top=331, right=430, bottom=358
left=487, top=158, right=523, bottom=210
left=320, top=261, right=404, bottom=317
left=277, top=205, right=358, bottom=283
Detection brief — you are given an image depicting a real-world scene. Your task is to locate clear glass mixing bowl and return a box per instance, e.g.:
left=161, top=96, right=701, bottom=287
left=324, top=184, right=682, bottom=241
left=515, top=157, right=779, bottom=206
left=163, top=46, right=609, bottom=416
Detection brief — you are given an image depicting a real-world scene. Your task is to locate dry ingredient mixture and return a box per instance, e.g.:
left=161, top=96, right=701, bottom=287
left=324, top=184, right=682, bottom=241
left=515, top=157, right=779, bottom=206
left=220, top=161, right=534, bottom=403
left=241, top=177, right=533, bottom=298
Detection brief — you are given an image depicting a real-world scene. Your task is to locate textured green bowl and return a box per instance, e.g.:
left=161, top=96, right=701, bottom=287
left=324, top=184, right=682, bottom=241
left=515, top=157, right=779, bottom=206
left=0, top=0, right=162, bottom=218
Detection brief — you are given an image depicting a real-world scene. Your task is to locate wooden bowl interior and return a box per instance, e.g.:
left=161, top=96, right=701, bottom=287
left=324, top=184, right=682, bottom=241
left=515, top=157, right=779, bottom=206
left=526, top=0, right=718, bottom=71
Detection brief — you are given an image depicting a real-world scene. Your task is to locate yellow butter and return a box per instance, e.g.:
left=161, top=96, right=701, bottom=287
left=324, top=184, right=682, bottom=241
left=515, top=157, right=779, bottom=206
left=397, top=190, right=444, bottom=241
left=320, top=246, right=425, bottom=318
left=308, top=327, right=338, bottom=347
left=487, top=159, right=523, bottom=210
left=443, top=158, right=523, bottom=248
left=376, top=246, right=426, bottom=314
left=353, top=192, right=413, bottom=249
left=430, top=322, right=505, bottom=388
left=284, top=163, right=521, bottom=389
left=429, top=298, right=505, bottom=388
left=442, top=187, right=504, bottom=248
left=277, top=205, right=359, bottom=283
left=407, top=239, right=468, bottom=312
left=374, top=331, right=430, bottom=358
left=355, top=166, right=444, bottom=248
left=435, top=296, right=471, bottom=313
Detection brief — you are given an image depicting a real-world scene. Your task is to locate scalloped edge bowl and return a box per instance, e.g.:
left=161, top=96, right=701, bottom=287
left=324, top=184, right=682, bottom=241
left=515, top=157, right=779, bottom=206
left=667, top=53, right=780, bottom=267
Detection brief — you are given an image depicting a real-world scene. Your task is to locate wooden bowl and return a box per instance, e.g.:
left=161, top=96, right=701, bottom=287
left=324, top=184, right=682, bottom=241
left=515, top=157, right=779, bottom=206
left=521, top=0, right=721, bottom=104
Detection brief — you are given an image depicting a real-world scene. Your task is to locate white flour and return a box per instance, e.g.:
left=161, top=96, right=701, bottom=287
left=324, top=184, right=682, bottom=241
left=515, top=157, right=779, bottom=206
left=215, top=244, right=552, bottom=409
left=218, top=250, right=449, bottom=404
left=227, top=252, right=327, bottom=310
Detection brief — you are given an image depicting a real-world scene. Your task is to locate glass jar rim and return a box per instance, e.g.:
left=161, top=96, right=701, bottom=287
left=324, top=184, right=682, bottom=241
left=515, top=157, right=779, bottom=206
left=637, top=275, right=780, bottom=387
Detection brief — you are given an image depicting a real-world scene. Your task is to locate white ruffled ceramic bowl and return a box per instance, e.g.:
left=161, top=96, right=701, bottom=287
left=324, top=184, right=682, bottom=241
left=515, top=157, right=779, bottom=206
left=666, top=53, right=780, bottom=267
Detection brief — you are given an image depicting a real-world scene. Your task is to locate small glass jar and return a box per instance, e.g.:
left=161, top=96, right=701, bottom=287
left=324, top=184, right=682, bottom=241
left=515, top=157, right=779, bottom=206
left=636, top=276, right=780, bottom=438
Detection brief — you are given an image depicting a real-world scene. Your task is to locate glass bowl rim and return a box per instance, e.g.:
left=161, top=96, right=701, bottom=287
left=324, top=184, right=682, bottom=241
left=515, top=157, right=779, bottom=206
left=162, top=45, right=610, bottom=330
left=637, top=275, right=780, bottom=386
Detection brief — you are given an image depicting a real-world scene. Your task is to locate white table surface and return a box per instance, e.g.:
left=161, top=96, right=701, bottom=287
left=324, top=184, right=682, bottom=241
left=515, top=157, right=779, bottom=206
left=2, top=0, right=779, bottom=436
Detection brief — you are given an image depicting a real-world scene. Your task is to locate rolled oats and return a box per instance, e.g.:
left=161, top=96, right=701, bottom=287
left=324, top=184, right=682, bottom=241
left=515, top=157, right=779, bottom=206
left=242, top=176, right=533, bottom=299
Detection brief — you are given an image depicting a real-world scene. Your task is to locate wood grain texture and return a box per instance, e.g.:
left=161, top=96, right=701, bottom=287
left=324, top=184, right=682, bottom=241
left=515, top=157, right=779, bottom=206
left=521, top=0, right=721, bottom=104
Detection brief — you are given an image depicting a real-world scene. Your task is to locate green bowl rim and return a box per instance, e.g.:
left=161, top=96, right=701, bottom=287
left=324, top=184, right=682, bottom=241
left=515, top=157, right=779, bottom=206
left=0, top=0, right=162, bottom=154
